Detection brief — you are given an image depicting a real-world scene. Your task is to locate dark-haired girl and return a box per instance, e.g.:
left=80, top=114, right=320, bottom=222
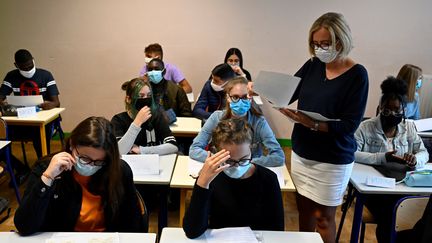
left=14, top=117, right=142, bottom=235
left=354, top=76, right=428, bottom=243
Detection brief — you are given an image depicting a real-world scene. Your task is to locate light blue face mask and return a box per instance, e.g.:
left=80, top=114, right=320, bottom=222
left=147, top=70, right=164, bottom=84
left=416, top=79, right=422, bottom=90
left=223, top=163, right=252, bottom=179
left=230, top=99, right=251, bottom=117
left=74, top=157, right=102, bottom=176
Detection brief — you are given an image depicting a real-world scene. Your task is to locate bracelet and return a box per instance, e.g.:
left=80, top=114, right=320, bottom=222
left=311, top=121, right=319, bottom=131
left=42, top=172, right=54, bottom=181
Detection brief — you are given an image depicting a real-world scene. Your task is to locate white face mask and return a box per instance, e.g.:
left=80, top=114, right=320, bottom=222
left=314, top=46, right=339, bottom=63
left=19, top=61, right=36, bottom=78
left=144, top=57, right=153, bottom=64
left=210, top=79, right=226, bottom=92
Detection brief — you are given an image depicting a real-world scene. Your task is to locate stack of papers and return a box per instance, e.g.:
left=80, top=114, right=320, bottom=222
left=205, top=227, right=259, bottom=243
left=122, top=154, right=160, bottom=176
left=46, top=232, right=119, bottom=243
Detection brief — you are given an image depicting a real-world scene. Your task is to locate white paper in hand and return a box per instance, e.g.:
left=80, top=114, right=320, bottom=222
left=122, top=154, right=160, bottom=176
left=297, top=109, right=341, bottom=122
left=254, top=71, right=301, bottom=108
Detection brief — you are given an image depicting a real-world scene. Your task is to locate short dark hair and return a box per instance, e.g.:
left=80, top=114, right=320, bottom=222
left=224, top=48, right=244, bottom=68
left=148, top=58, right=164, bottom=69
left=14, top=49, right=33, bottom=64
left=212, top=63, right=236, bottom=81
left=144, top=43, right=163, bottom=57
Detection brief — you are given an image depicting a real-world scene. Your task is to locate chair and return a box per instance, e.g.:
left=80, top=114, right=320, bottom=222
left=136, top=190, right=149, bottom=232
left=390, top=195, right=429, bottom=243
left=0, top=118, right=21, bottom=203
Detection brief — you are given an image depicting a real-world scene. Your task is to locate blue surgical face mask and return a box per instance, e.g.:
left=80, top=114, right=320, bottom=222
left=230, top=99, right=251, bottom=117
left=223, top=163, right=252, bottom=179
left=74, top=157, right=102, bottom=176
left=416, top=79, right=422, bottom=90
left=147, top=70, right=164, bottom=84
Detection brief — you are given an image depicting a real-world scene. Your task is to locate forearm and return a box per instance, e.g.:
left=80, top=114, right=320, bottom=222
left=354, top=151, right=386, bottom=165
left=183, top=183, right=210, bottom=239
left=118, top=123, right=141, bottom=154
left=139, top=143, right=178, bottom=155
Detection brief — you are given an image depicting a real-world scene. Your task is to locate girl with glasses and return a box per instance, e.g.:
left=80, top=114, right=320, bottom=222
left=14, top=117, right=143, bottom=235
left=183, top=118, right=284, bottom=238
left=189, top=77, right=284, bottom=167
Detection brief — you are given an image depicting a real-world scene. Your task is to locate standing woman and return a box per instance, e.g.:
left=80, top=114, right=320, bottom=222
left=14, top=117, right=142, bottom=235
left=396, top=64, right=423, bottom=120
left=279, top=12, right=369, bottom=242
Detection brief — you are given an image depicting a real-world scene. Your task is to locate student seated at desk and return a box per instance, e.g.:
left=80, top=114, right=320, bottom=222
left=14, top=117, right=142, bottom=235
left=189, top=77, right=284, bottom=167
left=146, top=58, right=192, bottom=119
left=397, top=64, right=423, bottom=120
left=111, top=78, right=178, bottom=155
left=0, top=49, right=60, bottom=159
left=183, top=119, right=284, bottom=238
left=193, top=63, right=236, bottom=121
left=354, top=77, right=429, bottom=243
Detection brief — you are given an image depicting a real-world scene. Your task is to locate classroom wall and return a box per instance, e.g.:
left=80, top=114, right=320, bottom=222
left=1, top=0, right=431, bottom=138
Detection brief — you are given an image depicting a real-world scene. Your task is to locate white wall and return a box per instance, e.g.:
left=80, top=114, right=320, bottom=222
left=1, top=0, right=431, bottom=137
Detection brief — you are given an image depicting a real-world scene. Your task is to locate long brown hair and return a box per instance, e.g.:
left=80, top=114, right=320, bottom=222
left=222, top=77, right=262, bottom=120
left=396, top=64, right=422, bottom=102
left=66, top=116, right=123, bottom=219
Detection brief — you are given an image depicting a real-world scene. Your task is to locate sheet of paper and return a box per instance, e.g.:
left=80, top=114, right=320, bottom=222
left=122, top=154, right=160, bottom=175
left=205, top=227, right=259, bottom=243
left=297, top=109, right=341, bottom=122
left=414, top=118, right=432, bottom=132
left=253, top=71, right=301, bottom=108
left=267, top=167, right=285, bottom=188
left=252, top=95, right=263, bottom=105
left=46, top=232, right=120, bottom=243
left=188, top=157, right=204, bottom=178
left=6, top=95, right=43, bottom=106
left=365, top=176, right=395, bottom=188
left=187, top=92, right=195, bottom=103
left=17, top=106, right=37, bottom=118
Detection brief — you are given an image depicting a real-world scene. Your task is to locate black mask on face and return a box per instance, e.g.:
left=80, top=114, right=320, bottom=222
left=135, top=97, right=152, bottom=110
left=380, top=113, right=403, bottom=131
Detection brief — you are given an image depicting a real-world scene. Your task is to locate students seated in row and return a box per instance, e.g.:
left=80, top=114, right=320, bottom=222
left=183, top=118, right=284, bottom=238
left=193, top=63, right=236, bottom=121
left=354, top=77, right=429, bottom=243
left=189, top=77, right=284, bottom=167
left=396, top=64, right=423, bottom=120
left=14, top=117, right=143, bottom=235
left=0, top=49, right=60, bottom=159
left=139, top=43, right=193, bottom=94
left=111, top=78, right=178, bottom=155
left=146, top=58, right=192, bottom=119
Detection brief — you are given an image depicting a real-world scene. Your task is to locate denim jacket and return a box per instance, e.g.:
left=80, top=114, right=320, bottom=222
left=189, top=110, right=285, bottom=167
left=354, top=116, right=429, bottom=168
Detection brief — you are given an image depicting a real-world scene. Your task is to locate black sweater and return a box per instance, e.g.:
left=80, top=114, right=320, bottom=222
left=14, top=156, right=142, bottom=235
left=183, top=164, right=284, bottom=239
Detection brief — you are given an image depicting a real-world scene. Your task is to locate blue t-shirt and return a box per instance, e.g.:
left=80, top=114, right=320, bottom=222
left=291, top=58, right=369, bottom=164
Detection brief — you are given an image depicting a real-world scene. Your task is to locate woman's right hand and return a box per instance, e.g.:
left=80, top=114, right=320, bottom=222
left=43, top=152, right=76, bottom=179
left=196, top=150, right=231, bottom=189
left=133, top=106, right=152, bottom=127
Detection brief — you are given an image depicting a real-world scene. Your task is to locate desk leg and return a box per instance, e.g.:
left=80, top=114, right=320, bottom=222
left=5, top=144, right=21, bottom=204
left=40, top=124, right=47, bottom=156
left=179, top=189, right=187, bottom=226
left=350, top=191, right=364, bottom=243
left=158, top=186, right=168, bottom=235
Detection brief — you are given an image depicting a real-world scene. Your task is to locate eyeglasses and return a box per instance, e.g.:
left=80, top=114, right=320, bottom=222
left=75, top=148, right=106, bottom=166
left=224, top=157, right=252, bottom=167
left=310, top=41, right=332, bottom=51
left=381, top=109, right=404, bottom=117
left=229, top=94, right=250, bottom=103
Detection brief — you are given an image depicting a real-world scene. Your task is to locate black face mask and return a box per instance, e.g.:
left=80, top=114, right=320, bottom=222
left=134, top=98, right=152, bottom=110
left=380, top=113, right=403, bottom=130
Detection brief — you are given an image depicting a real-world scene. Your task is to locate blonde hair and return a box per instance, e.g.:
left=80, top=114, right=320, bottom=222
left=222, top=77, right=262, bottom=119
left=308, top=12, right=353, bottom=58
left=396, top=64, right=422, bottom=102
left=211, top=118, right=253, bottom=150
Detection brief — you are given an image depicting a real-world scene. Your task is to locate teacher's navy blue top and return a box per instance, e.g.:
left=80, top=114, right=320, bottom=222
left=290, top=58, right=369, bottom=165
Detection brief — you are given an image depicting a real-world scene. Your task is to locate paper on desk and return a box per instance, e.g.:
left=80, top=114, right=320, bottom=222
left=188, top=157, right=204, bottom=178
left=268, top=167, right=285, bottom=188
left=253, top=71, right=301, bottom=108
left=414, top=118, right=432, bottom=132
left=46, top=232, right=120, bottom=243
left=205, top=227, right=259, bottom=243
left=122, top=154, right=160, bottom=175
left=366, top=176, right=395, bottom=188
left=252, top=96, right=263, bottom=105
left=17, top=106, right=37, bottom=118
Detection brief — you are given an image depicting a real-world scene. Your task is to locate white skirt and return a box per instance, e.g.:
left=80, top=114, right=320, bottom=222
left=291, top=151, right=353, bottom=206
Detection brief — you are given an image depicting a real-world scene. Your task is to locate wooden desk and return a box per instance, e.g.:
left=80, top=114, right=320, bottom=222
left=0, top=232, right=156, bottom=243
left=159, top=227, right=323, bottom=243
left=348, top=163, right=432, bottom=243
left=169, top=117, right=201, bottom=137
left=2, top=108, right=65, bottom=156
left=170, top=155, right=296, bottom=226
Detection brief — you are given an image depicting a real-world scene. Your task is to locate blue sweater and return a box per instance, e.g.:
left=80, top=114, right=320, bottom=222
left=193, top=80, right=225, bottom=120
left=291, top=58, right=369, bottom=164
